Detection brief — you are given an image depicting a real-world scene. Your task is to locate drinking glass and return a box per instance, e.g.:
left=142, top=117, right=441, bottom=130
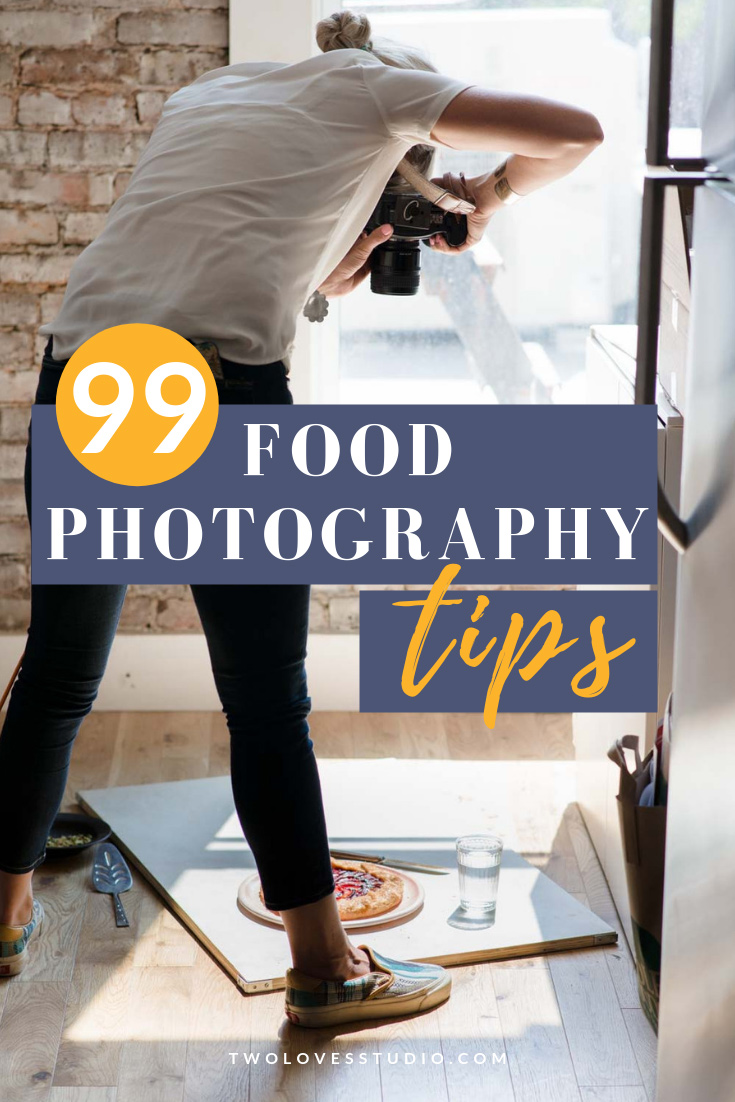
left=456, top=833, right=503, bottom=917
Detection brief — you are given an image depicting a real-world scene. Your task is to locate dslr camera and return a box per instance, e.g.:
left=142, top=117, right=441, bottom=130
left=364, top=189, right=468, bottom=296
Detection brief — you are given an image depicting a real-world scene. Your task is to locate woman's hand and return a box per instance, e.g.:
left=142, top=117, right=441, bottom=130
left=318, top=224, right=393, bottom=297
left=425, top=171, right=494, bottom=255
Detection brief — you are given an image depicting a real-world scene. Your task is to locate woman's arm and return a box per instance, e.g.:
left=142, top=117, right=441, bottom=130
left=428, top=87, right=604, bottom=253
left=431, top=87, right=604, bottom=159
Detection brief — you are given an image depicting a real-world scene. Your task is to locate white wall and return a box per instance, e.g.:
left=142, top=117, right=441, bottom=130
left=0, top=633, right=360, bottom=711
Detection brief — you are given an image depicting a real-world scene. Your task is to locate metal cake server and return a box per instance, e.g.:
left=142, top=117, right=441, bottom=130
left=92, top=842, right=133, bottom=927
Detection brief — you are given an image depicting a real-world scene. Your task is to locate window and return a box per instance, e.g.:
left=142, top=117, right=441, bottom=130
left=327, top=1, right=704, bottom=404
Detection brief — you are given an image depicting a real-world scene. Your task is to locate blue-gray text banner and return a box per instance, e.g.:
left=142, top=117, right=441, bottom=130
left=31, top=404, right=657, bottom=585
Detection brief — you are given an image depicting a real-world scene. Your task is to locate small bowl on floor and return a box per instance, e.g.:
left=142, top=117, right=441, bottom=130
left=44, top=812, right=111, bottom=859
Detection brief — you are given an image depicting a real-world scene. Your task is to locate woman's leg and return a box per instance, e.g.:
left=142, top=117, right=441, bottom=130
left=0, top=346, right=127, bottom=922
left=0, top=582, right=127, bottom=922
left=190, top=582, right=369, bottom=980
left=278, top=895, right=370, bottom=980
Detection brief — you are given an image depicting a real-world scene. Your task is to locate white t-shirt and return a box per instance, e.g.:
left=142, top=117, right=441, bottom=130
left=41, top=51, right=470, bottom=365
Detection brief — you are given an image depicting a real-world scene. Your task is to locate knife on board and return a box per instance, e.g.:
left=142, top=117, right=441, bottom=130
left=329, top=848, right=450, bottom=875
left=92, top=842, right=133, bottom=926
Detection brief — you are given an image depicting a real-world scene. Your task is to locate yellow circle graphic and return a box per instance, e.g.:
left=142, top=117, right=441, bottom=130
left=55, top=324, right=219, bottom=486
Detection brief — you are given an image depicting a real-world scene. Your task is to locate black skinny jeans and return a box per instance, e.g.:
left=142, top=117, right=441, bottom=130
left=0, top=339, right=336, bottom=912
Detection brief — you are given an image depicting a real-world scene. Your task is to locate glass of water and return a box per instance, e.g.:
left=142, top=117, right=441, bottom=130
left=456, top=834, right=503, bottom=917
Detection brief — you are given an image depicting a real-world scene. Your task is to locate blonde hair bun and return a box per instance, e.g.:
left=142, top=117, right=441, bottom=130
left=316, top=10, right=372, bottom=53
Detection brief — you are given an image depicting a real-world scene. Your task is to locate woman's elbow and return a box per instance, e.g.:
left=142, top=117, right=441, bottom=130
left=569, top=112, right=604, bottom=151
left=586, top=114, right=605, bottom=146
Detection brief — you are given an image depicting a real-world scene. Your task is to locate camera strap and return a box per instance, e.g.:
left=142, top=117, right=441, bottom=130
left=396, top=157, right=476, bottom=215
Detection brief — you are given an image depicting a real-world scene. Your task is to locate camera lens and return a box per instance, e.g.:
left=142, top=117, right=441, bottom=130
left=370, top=239, right=421, bottom=296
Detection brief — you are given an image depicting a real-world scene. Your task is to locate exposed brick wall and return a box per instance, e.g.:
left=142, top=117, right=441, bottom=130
left=0, top=1, right=229, bottom=632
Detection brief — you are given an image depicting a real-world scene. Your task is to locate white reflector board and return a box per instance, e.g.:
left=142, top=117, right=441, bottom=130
left=78, top=758, right=615, bottom=993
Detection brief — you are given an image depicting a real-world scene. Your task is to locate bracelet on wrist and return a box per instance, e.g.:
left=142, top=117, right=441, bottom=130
left=492, top=159, right=522, bottom=206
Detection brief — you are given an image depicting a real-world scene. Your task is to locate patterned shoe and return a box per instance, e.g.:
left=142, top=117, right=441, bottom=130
left=0, top=899, right=44, bottom=978
left=284, top=943, right=451, bottom=1028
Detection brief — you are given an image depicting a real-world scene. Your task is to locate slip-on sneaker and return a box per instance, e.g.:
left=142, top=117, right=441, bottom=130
left=0, top=899, right=44, bottom=978
left=284, top=943, right=451, bottom=1028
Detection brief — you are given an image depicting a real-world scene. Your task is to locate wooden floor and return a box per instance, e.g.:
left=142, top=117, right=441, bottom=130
left=0, top=711, right=657, bottom=1102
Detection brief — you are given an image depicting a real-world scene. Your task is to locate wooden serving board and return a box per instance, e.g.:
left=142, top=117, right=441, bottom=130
left=78, top=758, right=615, bottom=994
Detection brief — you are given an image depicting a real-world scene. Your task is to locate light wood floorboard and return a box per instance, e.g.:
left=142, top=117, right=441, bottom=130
left=547, top=950, right=641, bottom=1088
left=438, top=962, right=514, bottom=1102
left=49, top=1089, right=118, bottom=1102
left=491, top=961, right=582, bottom=1102
left=621, top=1009, right=658, bottom=1102
left=579, top=1089, right=649, bottom=1102
left=0, top=981, right=68, bottom=1102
